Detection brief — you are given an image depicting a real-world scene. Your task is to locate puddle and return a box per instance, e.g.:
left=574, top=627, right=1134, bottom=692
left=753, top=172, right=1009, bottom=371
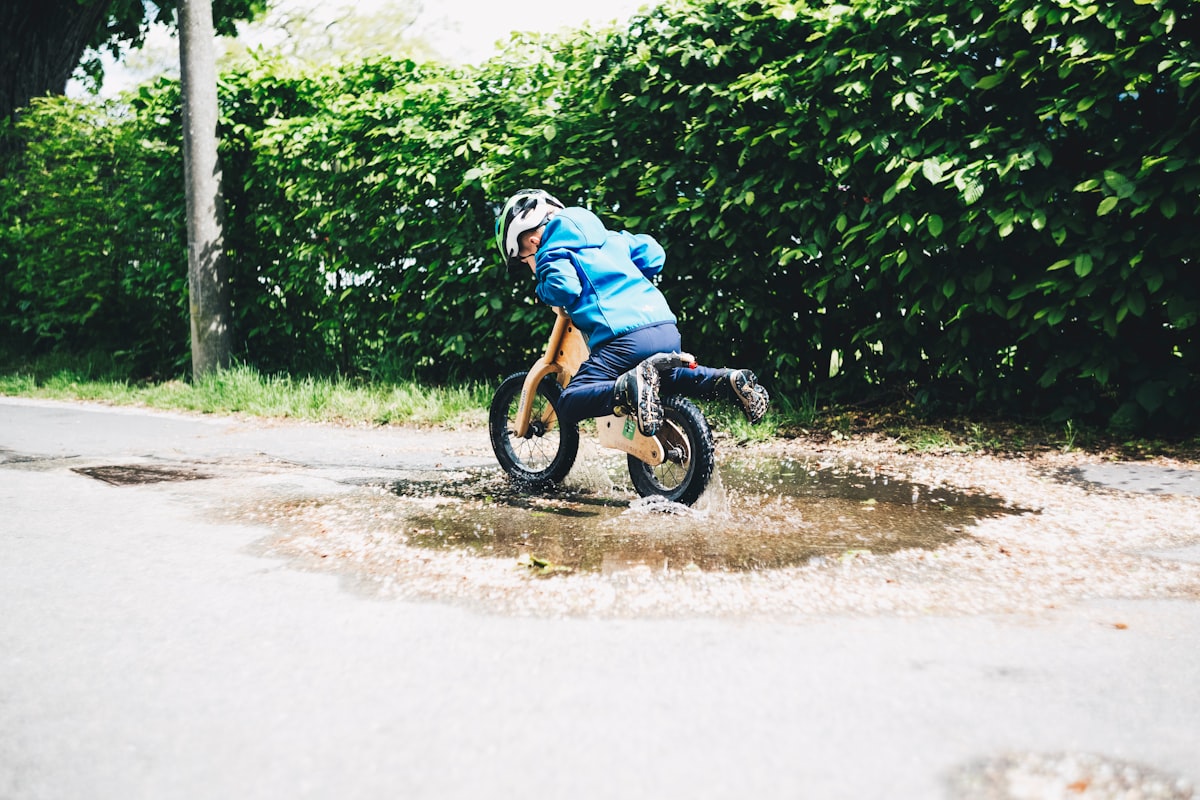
left=382, top=454, right=1020, bottom=574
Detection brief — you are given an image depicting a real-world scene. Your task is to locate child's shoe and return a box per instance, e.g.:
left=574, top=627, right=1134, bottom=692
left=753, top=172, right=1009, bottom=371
left=728, top=369, right=769, bottom=425
left=613, top=360, right=663, bottom=436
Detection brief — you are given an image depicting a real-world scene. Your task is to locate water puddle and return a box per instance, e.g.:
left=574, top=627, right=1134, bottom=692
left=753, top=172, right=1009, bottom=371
left=382, top=453, right=1020, bottom=574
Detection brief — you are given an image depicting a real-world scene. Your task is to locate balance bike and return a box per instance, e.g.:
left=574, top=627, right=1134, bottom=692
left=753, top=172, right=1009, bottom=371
left=489, top=309, right=716, bottom=506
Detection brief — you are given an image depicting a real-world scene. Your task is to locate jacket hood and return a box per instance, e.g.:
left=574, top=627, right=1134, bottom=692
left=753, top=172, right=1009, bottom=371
left=543, top=207, right=608, bottom=250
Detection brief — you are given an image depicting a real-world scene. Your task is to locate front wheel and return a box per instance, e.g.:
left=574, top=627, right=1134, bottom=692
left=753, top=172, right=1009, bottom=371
left=489, top=372, right=579, bottom=490
left=627, top=395, right=715, bottom=506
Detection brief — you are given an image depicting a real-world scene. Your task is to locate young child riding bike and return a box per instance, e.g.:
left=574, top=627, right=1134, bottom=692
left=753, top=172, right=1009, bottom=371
left=495, top=188, right=770, bottom=437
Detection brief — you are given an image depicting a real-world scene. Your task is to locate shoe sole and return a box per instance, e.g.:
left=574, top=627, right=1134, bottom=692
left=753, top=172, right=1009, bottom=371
left=731, top=370, right=768, bottom=425
left=634, top=361, right=663, bottom=436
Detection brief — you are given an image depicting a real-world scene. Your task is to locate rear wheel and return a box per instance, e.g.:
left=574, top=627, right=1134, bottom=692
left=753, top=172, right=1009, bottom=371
left=627, top=395, right=715, bottom=506
left=489, top=372, right=578, bottom=489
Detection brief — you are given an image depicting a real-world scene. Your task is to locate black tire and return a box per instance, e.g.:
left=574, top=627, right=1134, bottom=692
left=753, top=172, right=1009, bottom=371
left=489, top=372, right=578, bottom=490
left=627, top=395, right=715, bottom=506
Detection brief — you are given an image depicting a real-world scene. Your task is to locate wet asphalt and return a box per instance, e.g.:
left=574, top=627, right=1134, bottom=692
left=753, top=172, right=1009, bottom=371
left=1, top=397, right=1198, bottom=799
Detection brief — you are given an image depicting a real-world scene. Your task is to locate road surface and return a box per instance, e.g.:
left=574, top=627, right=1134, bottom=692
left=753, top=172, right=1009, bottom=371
left=2, top=398, right=1197, bottom=798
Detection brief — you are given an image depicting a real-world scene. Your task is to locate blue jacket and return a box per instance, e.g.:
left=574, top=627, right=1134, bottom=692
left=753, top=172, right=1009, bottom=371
left=534, top=207, right=676, bottom=349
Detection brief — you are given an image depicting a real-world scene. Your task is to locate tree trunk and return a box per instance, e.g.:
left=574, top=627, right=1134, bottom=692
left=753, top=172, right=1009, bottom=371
left=0, top=0, right=113, bottom=123
left=179, top=0, right=232, bottom=380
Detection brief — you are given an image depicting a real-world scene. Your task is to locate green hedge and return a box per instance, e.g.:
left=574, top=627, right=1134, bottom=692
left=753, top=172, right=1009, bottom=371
left=1, top=0, right=1197, bottom=433
left=0, top=95, right=187, bottom=375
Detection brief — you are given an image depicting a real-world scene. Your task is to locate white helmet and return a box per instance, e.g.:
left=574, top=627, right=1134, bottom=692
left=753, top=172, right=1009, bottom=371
left=495, top=188, right=564, bottom=263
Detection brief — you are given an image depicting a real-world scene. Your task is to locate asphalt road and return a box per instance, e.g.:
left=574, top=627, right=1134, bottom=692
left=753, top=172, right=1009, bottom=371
left=2, top=397, right=1198, bottom=799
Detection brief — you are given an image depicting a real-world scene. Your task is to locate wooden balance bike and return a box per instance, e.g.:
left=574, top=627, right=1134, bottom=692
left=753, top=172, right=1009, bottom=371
left=489, top=309, right=716, bottom=506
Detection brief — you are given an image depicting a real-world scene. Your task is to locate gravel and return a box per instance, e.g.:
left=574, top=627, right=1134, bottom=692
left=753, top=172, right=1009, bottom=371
left=947, top=751, right=1197, bottom=799
left=234, top=432, right=1200, bottom=622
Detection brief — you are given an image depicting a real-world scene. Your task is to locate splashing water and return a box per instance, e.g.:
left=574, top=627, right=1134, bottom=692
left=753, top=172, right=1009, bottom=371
left=386, top=454, right=1018, bottom=574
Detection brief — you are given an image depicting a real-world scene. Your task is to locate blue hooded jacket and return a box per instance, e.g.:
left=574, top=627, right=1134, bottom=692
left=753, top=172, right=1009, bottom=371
left=534, top=207, right=676, bottom=350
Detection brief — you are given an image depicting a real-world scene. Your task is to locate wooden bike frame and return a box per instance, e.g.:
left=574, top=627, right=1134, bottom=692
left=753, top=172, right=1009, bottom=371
left=513, top=308, right=672, bottom=466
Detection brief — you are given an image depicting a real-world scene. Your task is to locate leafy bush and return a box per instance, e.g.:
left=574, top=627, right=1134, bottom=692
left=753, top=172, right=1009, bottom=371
left=0, top=95, right=186, bottom=375
left=0, top=0, right=1196, bottom=433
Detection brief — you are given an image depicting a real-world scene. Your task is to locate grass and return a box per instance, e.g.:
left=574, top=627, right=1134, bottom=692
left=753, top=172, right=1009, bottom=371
left=2, top=353, right=1197, bottom=461
left=0, top=360, right=492, bottom=429
left=0, top=356, right=796, bottom=442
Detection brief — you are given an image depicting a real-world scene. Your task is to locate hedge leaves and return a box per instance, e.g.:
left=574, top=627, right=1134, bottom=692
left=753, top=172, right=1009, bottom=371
left=1, top=0, right=1196, bottom=433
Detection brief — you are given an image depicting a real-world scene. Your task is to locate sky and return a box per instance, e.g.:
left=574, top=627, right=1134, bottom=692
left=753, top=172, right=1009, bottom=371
left=410, top=0, right=657, bottom=63
left=81, top=0, right=658, bottom=97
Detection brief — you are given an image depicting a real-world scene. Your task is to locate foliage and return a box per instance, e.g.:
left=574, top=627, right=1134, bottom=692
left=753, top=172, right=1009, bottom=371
left=1, top=0, right=1197, bottom=434
left=570, top=0, right=1200, bottom=434
left=0, top=94, right=187, bottom=375
left=0, top=0, right=264, bottom=125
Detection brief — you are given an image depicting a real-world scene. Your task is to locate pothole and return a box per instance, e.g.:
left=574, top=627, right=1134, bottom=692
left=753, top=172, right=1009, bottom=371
left=72, top=464, right=211, bottom=486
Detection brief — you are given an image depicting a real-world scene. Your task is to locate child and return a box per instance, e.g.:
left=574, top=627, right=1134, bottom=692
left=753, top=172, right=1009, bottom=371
left=495, top=188, right=769, bottom=436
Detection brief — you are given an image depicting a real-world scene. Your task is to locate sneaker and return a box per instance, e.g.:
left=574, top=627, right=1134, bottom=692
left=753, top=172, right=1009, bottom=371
left=613, top=360, right=663, bottom=436
left=728, top=369, right=769, bottom=425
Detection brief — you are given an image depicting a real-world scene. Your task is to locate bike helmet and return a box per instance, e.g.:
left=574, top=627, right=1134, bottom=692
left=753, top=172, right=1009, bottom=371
left=495, top=188, right=564, bottom=264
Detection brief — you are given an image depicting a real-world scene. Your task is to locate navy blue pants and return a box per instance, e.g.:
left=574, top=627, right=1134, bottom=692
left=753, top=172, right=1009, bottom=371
left=556, top=322, right=730, bottom=426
